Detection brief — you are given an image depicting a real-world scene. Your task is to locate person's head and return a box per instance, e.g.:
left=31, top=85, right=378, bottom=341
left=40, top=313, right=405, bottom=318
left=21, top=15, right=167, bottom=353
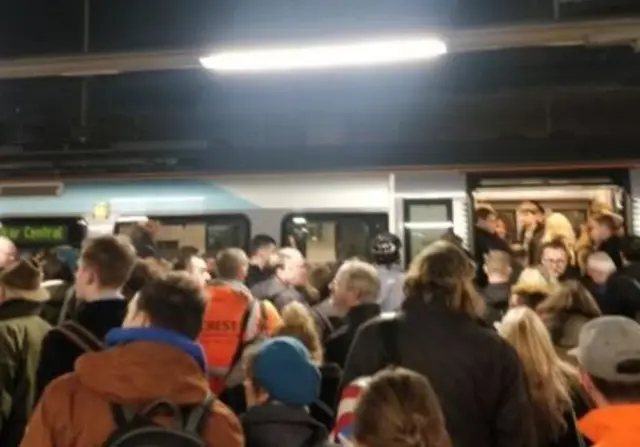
left=370, top=232, right=402, bottom=266
left=540, top=239, right=569, bottom=279
left=274, top=301, right=323, bottom=364
left=122, top=272, right=207, bottom=340
left=174, top=254, right=211, bottom=287
left=275, top=247, right=307, bottom=287
left=354, top=367, right=452, bottom=447
left=122, top=258, right=166, bottom=302
left=621, top=235, right=640, bottom=264
left=571, top=316, right=640, bottom=407
left=495, top=218, right=508, bottom=240
left=41, top=249, right=75, bottom=283
left=589, top=213, right=618, bottom=245
left=536, top=280, right=601, bottom=319
left=0, top=237, right=17, bottom=269
left=75, top=235, right=136, bottom=300
left=475, top=205, right=497, bottom=233
left=404, top=240, right=485, bottom=319
left=510, top=267, right=554, bottom=309
left=215, top=248, right=249, bottom=281
left=308, top=262, right=334, bottom=302
left=204, top=252, right=217, bottom=275
left=243, top=336, right=321, bottom=408
left=483, top=250, right=512, bottom=284
left=517, top=200, right=545, bottom=229
left=332, top=259, right=381, bottom=312
left=498, top=307, right=578, bottom=437
left=586, top=251, right=616, bottom=286
left=249, top=234, right=277, bottom=267
left=0, top=259, right=48, bottom=303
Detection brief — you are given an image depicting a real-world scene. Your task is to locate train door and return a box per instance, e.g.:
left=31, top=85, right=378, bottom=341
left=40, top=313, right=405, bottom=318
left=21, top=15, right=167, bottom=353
left=630, top=169, right=640, bottom=236
left=393, top=171, right=470, bottom=267
left=467, top=169, right=631, bottom=255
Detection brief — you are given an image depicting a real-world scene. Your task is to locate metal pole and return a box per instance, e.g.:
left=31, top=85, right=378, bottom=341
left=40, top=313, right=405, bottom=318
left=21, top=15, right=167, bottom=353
left=552, top=0, right=560, bottom=21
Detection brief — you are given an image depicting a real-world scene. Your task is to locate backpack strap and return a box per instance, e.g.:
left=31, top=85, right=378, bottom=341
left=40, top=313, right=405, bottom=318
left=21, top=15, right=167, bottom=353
left=56, top=287, right=76, bottom=326
left=55, top=320, right=104, bottom=353
left=184, top=392, right=215, bottom=434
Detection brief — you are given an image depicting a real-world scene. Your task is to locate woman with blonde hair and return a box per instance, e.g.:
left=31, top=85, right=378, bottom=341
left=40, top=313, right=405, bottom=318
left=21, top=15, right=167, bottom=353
left=353, top=367, right=452, bottom=447
left=498, top=307, right=590, bottom=447
left=537, top=280, right=602, bottom=361
left=341, top=241, right=536, bottom=447
left=510, top=266, right=556, bottom=310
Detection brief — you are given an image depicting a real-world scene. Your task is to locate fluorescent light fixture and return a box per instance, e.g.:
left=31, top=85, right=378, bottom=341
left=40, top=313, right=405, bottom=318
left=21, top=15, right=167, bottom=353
left=117, top=216, right=149, bottom=223
left=292, top=216, right=307, bottom=225
left=404, top=221, right=454, bottom=230
left=200, top=37, right=447, bottom=72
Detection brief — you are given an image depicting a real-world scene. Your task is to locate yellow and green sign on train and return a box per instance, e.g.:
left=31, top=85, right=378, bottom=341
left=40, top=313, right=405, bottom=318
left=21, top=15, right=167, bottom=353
left=0, top=225, right=67, bottom=244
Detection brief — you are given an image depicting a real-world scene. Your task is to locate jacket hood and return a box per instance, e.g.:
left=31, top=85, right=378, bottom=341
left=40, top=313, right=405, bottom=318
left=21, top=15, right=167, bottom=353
left=242, top=402, right=328, bottom=447
left=579, top=405, right=640, bottom=447
left=75, top=341, right=210, bottom=405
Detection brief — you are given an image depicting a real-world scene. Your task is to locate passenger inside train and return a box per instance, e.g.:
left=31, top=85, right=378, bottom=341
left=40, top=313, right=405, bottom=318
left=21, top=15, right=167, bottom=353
left=0, top=171, right=639, bottom=447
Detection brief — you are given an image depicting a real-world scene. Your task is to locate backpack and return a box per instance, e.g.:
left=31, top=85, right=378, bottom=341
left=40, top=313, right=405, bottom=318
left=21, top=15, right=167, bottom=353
left=54, top=320, right=104, bottom=353
left=102, top=393, right=214, bottom=447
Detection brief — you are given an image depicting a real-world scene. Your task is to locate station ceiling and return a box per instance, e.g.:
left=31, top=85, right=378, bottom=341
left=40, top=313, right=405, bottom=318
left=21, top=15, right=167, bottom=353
left=0, top=0, right=640, bottom=177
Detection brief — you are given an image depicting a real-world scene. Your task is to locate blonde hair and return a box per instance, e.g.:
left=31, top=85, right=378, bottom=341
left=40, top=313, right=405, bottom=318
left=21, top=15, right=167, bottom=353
left=542, top=213, right=576, bottom=264
left=354, top=367, right=452, bottom=447
left=274, top=301, right=323, bottom=364
left=498, top=307, right=579, bottom=438
left=536, top=280, right=601, bottom=318
left=336, top=259, right=381, bottom=303
left=404, top=241, right=485, bottom=319
left=510, top=266, right=555, bottom=309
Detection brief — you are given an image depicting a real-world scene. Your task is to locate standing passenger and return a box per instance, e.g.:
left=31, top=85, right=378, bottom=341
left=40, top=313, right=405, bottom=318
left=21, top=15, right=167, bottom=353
left=251, top=248, right=307, bottom=312
left=21, top=273, right=244, bottom=447
left=517, top=200, right=546, bottom=265
left=246, top=235, right=277, bottom=288
left=0, top=260, right=50, bottom=447
left=340, top=241, right=536, bottom=447
left=573, top=316, right=640, bottom=446
left=35, top=236, right=136, bottom=400
left=325, top=260, right=381, bottom=369
left=370, top=233, right=405, bottom=312
left=590, top=214, right=623, bottom=270
left=474, top=206, right=511, bottom=287
left=482, top=250, right=513, bottom=325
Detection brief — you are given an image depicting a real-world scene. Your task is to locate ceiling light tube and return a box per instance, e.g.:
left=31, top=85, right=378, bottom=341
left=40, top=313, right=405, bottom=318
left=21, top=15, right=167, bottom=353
left=200, top=37, right=447, bottom=72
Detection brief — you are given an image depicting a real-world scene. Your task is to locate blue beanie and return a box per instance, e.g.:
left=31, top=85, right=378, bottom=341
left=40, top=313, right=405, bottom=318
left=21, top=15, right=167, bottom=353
left=252, top=336, right=321, bottom=407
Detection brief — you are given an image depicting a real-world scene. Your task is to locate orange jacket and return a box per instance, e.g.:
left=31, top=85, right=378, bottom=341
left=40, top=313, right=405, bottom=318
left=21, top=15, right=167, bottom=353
left=20, top=341, right=243, bottom=447
left=578, top=405, right=640, bottom=447
left=200, top=280, right=282, bottom=394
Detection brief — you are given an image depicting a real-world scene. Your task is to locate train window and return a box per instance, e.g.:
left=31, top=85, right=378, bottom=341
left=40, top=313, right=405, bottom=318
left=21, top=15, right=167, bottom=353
left=403, top=200, right=453, bottom=264
left=281, top=213, right=388, bottom=264
left=0, top=217, right=87, bottom=255
left=116, top=214, right=250, bottom=260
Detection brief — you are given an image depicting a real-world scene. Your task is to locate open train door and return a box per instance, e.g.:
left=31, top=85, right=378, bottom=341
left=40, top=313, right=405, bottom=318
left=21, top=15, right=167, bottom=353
left=630, top=169, right=640, bottom=237
left=466, top=168, right=632, bottom=252
left=392, top=171, right=471, bottom=267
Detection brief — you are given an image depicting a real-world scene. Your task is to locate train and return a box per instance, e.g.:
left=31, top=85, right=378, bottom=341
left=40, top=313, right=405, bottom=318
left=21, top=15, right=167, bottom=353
left=0, top=167, right=638, bottom=265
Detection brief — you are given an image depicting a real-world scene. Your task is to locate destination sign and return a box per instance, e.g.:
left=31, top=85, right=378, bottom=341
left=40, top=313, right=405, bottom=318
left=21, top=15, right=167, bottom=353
left=0, top=225, right=68, bottom=244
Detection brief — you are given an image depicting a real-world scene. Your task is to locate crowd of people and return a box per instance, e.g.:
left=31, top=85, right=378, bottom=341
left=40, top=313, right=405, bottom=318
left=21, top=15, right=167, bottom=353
left=0, top=203, right=637, bottom=446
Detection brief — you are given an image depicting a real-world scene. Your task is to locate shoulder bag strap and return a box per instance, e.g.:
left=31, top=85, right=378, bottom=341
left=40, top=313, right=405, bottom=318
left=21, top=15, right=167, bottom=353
left=184, top=392, right=215, bottom=434
left=56, top=286, right=76, bottom=326
left=55, top=321, right=104, bottom=353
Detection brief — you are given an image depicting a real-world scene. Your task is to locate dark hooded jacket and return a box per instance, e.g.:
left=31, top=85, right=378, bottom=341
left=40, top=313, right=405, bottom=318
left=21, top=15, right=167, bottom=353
left=242, top=402, right=328, bottom=447
left=0, top=299, right=50, bottom=447
left=340, top=295, right=536, bottom=447
left=251, top=276, right=305, bottom=312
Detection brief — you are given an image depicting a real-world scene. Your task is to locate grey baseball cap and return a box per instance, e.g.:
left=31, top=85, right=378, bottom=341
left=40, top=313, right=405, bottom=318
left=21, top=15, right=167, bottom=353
left=569, top=316, right=640, bottom=383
